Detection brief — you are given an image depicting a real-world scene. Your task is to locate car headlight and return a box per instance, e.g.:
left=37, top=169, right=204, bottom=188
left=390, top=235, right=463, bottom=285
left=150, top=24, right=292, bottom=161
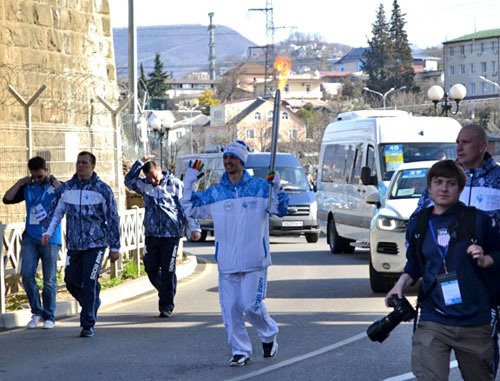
left=310, top=201, right=317, bottom=216
left=376, top=216, right=407, bottom=232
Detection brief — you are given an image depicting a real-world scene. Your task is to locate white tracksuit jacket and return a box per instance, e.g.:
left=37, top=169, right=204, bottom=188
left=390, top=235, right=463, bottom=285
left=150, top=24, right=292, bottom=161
left=181, top=169, right=288, bottom=274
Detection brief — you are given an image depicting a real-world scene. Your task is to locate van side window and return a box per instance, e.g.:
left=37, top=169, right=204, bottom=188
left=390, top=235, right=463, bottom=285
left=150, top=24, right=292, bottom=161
left=367, top=145, right=376, bottom=177
left=333, top=144, right=347, bottom=182
left=350, top=144, right=364, bottom=184
left=344, top=145, right=355, bottom=182
left=321, top=144, right=336, bottom=182
left=321, top=144, right=347, bottom=183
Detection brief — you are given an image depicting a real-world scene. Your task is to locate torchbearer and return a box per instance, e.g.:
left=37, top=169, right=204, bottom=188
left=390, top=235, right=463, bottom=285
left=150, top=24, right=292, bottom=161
left=180, top=140, right=289, bottom=367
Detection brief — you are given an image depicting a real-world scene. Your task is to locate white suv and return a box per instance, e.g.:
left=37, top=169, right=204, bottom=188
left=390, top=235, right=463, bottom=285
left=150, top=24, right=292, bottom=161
left=367, top=161, right=437, bottom=292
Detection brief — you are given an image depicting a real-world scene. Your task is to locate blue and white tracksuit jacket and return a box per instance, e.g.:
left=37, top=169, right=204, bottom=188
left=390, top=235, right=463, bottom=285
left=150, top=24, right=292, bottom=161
left=124, top=160, right=199, bottom=237
left=181, top=169, right=288, bottom=274
left=181, top=169, right=288, bottom=355
left=417, top=153, right=500, bottom=228
left=43, top=173, right=120, bottom=252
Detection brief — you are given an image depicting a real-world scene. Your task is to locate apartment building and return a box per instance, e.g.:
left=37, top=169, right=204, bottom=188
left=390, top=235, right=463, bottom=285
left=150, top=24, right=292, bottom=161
left=443, top=28, right=500, bottom=99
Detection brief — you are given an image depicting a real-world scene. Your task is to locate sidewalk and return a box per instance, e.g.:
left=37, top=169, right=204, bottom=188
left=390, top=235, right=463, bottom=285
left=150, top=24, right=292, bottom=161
left=0, top=255, right=198, bottom=330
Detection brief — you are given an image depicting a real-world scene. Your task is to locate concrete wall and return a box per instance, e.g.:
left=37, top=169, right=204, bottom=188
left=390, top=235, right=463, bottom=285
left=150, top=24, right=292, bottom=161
left=0, top=0, right=122, bottom=223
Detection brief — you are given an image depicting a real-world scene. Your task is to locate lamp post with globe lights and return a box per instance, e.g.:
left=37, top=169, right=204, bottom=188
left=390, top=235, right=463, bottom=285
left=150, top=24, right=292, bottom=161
left=149, top=116, right=169, bottom=168
left=427, top=84, right=467, bottom=117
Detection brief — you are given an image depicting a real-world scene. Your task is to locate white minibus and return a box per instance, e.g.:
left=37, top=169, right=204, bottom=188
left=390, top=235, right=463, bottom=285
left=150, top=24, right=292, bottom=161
left=316, top=110, right=462, bottom=253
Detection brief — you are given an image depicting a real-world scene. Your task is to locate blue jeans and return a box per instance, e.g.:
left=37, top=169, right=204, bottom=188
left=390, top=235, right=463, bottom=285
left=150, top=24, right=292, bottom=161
left=20, top=234, right=60, bottom=322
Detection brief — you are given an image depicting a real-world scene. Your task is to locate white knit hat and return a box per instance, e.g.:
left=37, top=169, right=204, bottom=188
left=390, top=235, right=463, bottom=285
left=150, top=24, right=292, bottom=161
left=224, top=140, right=249, bottom=165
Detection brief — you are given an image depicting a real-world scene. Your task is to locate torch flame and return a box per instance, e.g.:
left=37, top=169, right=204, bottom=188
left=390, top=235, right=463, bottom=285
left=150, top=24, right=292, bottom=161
left=273, top=56, right=292, bottom=91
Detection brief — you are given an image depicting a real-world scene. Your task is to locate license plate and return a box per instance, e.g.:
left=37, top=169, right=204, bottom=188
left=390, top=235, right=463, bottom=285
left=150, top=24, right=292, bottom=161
left=282, top=221, right=303, bottom=227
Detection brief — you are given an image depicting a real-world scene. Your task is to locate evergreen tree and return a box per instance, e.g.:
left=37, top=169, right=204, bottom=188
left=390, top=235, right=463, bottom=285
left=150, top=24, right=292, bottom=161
left=147, top=53, right=169, bottom=98
left=362, top=4, right=394, bottom=93
left=389, top=0, right=415, bottom=91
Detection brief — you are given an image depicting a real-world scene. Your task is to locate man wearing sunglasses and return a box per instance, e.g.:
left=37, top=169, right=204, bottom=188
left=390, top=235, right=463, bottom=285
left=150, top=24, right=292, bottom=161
left=3, top=156, right=62, bottom=329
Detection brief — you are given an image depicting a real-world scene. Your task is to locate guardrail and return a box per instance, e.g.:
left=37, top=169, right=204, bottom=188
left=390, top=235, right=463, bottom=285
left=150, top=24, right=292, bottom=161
left=0, top=206, right=145, bottom=313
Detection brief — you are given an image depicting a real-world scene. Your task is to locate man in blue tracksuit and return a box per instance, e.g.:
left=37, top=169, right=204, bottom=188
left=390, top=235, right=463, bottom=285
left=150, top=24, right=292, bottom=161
left=181, top=140, right=289, bottom=367
left=416, top=124, right=500, bottom=374
left=125, top=154, right=200, bottom=318
left=388, top=160, right=500, bottom=380
left=42, top=151, right=120, bottom=337
left=3, top=156, right=62, bottom=329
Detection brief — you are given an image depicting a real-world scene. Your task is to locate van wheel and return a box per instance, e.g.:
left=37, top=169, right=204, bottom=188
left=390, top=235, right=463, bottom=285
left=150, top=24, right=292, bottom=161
left=369, top=259, right=395, bottom=293
left=327, top=219, right=354, bottom=254
left=199, top=230, right=208, bottom=242
left=305, top=232, right=319, bottom=243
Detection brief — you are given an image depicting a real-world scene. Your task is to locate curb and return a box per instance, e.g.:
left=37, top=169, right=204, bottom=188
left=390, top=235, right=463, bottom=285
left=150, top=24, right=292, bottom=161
left=0, top=255, right=198, bottom=330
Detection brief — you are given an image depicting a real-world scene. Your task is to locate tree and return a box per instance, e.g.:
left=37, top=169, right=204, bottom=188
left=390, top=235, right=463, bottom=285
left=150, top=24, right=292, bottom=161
left=296, top=103, right=322, bottom=139
left=197, top=88, right=220, bottom=115
left=362, top=4, right=394, bottom=93
left=147, top=53, right=169, bottom=98
left=388, top=0, right=415, bottom=91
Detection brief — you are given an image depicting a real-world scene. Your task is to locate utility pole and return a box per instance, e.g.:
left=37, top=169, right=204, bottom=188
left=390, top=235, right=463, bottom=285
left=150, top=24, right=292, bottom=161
left=128, top=0, right=138, bottom=122
left=249, top=0, right=275, bottom=96
left=208, top=12, right=216, bottom=80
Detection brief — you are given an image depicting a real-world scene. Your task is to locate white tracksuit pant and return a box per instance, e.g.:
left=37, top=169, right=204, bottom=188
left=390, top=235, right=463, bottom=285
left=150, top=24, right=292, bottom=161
left=219, top=268, right=279, bottom=357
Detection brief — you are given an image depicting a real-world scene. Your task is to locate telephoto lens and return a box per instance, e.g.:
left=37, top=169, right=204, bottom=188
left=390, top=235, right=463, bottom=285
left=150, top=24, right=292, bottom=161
left=367, top=295, right=416, bottom=343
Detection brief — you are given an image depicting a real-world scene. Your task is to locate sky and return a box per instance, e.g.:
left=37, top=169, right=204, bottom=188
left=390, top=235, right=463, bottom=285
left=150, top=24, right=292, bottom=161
left=108, top=0, right=500, bottom=49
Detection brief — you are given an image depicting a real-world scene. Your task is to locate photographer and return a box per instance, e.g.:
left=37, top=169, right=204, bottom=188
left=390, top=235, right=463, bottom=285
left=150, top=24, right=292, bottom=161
left=386, top=160, right=500, bottom=381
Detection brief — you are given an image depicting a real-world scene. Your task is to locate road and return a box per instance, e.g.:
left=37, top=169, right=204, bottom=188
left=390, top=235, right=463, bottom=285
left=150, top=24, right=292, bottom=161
left=0, top=236, right=465, bottom=380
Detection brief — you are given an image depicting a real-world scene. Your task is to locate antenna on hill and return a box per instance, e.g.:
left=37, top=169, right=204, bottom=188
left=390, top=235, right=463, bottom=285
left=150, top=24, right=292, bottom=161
left=208, top=12, right=216, bottom=80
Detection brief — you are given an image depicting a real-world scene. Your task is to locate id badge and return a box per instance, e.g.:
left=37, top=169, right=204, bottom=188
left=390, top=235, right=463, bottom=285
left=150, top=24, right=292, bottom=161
left=436, top=272, right=462, bottom=306
left=31, top=203, right=48, bottom=223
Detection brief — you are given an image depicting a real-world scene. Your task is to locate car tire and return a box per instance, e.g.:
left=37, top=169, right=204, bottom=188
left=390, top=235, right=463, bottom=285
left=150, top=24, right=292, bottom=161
left=305, top=232, right=319, bottom=243
left=199, top=230, right=208, bottom=242
left=327, top=218, right=354, bottom=254
left=369, top=259, right=395, bottom=293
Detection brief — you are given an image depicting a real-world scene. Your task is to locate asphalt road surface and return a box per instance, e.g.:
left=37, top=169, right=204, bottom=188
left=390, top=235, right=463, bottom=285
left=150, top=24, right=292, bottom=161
left=0, top=236, right=469, bottom=380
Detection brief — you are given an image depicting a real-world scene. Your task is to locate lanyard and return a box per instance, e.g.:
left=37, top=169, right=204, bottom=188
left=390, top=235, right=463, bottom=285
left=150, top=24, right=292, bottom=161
left=428, top=220, right=449, bottom=273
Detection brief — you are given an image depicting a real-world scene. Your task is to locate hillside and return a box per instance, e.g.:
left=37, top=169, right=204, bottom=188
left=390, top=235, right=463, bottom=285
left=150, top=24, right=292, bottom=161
left=112, top=24, right=255, bottom=79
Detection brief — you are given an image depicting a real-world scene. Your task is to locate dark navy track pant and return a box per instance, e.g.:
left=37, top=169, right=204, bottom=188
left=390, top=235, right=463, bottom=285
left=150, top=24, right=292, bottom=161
left=65, top=247, right=105, bottom=329
left=144, top=237, right=179, bottom=312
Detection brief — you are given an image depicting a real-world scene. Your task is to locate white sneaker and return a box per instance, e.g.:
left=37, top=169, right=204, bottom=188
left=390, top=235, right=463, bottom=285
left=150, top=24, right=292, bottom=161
left=27, top=315, right=42, bottom=329
left=43, top=320, right=55, bottom=329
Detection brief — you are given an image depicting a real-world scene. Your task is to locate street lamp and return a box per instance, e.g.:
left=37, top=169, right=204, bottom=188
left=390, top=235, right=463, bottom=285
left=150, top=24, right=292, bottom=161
left=479, top=75, right=500, bottom=92
left=427, top=84, right=466, bottom=117
left=363, top=86, right=406, bottom=109
left=175, top=103, right=197, bottom=154
left=150, top=116, right=169, bottom=168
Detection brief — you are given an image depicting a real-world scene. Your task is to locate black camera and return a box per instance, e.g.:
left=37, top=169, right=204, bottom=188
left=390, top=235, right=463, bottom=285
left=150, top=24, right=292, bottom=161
left=367, top=295, right=416, bottom=343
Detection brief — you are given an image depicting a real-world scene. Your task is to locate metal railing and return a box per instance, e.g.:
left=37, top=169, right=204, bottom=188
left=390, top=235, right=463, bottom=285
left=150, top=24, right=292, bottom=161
left=0, top=206, right=145, bottom=313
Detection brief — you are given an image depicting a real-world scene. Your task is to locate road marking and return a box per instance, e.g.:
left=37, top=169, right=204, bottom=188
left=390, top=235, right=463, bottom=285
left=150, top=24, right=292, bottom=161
left=383, top=360, right=458, bottom=381
left=224, top=332, right=367, bottom=381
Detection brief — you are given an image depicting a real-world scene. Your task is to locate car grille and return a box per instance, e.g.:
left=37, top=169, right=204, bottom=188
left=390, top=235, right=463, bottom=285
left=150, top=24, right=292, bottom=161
left=286, top=205, right=310, bottom=216
left=376, top=242, right=399, bottom=255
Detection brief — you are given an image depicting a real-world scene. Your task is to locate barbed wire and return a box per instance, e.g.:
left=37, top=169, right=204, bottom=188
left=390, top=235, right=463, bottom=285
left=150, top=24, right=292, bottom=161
left=0, top=63, right=123, bottom=116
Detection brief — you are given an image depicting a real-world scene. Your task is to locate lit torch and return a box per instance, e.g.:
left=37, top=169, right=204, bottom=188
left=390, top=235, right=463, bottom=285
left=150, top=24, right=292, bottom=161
left=268, top=56, right=292, bottom=211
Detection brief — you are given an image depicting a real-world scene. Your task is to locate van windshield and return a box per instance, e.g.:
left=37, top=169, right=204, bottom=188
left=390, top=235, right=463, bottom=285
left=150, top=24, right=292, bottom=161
left=389, top=168, right=429, bottom=199
left=247, top=167, right=311, bottom=191
left=379, top=143, right=456, bottom=181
